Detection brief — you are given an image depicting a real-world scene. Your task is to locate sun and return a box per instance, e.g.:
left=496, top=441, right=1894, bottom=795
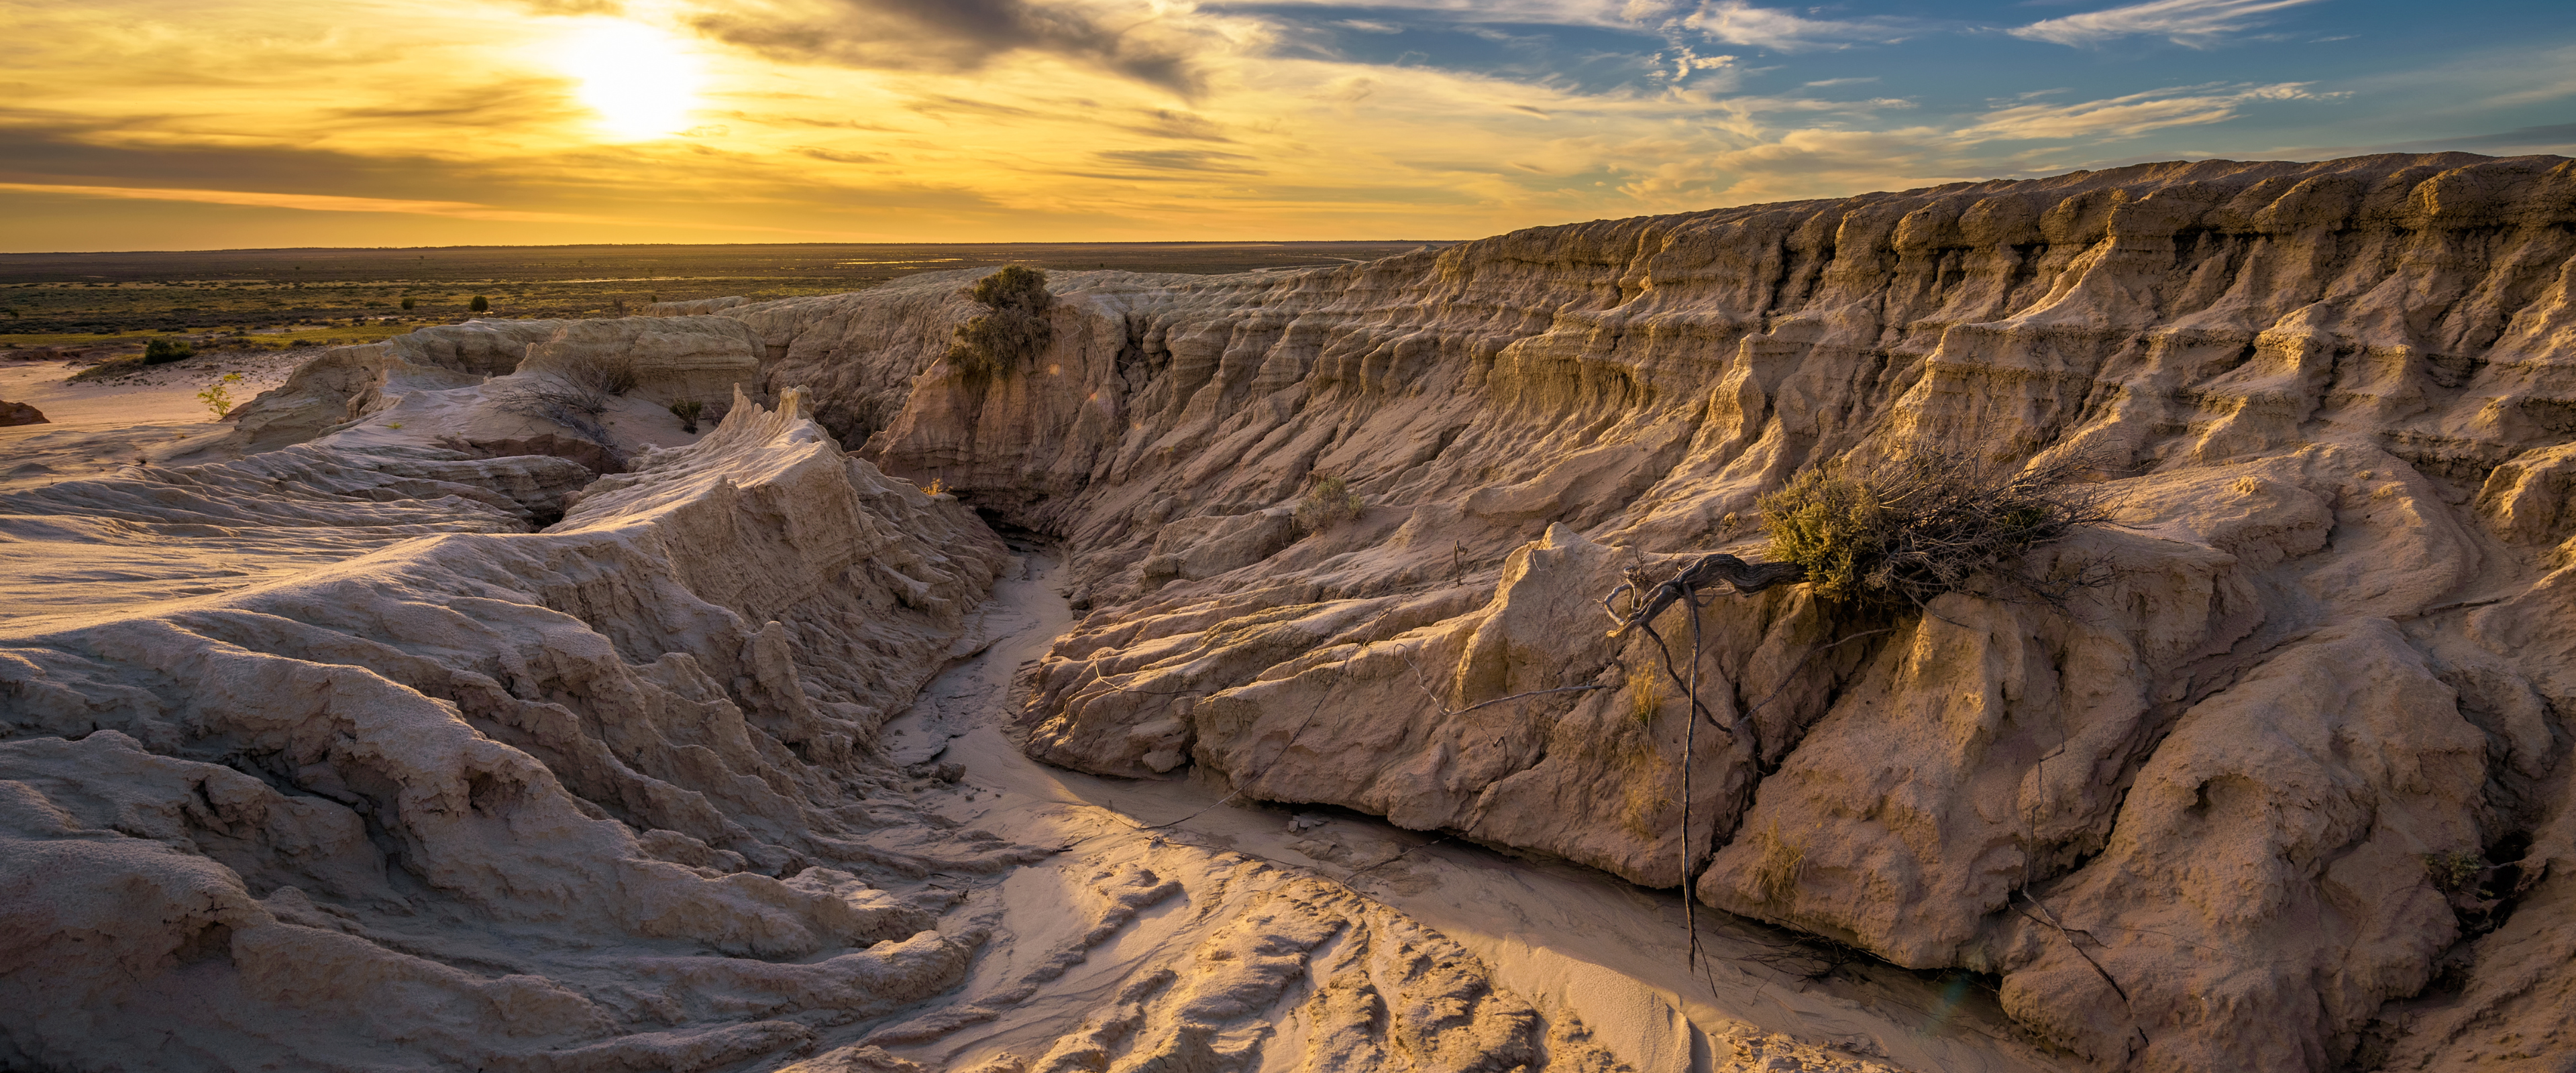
left=557, top=21, right=702, bottom=139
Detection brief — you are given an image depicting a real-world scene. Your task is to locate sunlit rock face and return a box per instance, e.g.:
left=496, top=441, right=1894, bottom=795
left=739, top=152, right=2576, bottom=1071
left=0, top=392, right=1025, bottom=1070
left=1, top=366, right=1611, bottom=1072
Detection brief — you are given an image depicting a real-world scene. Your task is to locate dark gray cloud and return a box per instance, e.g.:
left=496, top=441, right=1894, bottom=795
left=796, top=146, right=885, bottom=163
left=1091, top=148, right=1263, bottom=174
left=1120, top=109, right=1231, bottom=142
left=905, top=95, right=1048, bottom=119
left=692, top=0, right=1202, bottom=95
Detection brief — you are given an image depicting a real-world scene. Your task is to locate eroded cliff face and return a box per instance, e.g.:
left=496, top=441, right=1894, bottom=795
left=3, top=359, right=1655, bottom=1069
left=0, top=392, right=1024, bottom=1069
left=733, top=152, right=2576, bottom=1070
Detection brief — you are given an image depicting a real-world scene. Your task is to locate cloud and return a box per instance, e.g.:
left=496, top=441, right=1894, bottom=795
left=2272, top=122, right=2576, bottom=158
left=1091, top=148, right=1265, bottom=174
left=1960, top=81, right=2337, bottom=139
left=1679, top=1, right=1904, bottom=52
left=2011, top=0, right=2331, bottom=48
left=0, top=180, right=626, bottom=224
left=689, top=0, right=1205, bottom=95
left=795, top=147, right=885, bottom=162
left=1120, top=109, right=1233, bottom=141
left=1333, top=19, right=1403, bottom=34
left=326, top=80, right=587, bottom=129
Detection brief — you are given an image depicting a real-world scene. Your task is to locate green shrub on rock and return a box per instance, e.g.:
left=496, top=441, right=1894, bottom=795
left=1758, top=449, right=2107, bottom=611
left=947, top=266, right=1053, bottom=379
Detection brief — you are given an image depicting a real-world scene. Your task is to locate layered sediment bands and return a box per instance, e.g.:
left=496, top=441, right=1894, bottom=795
left=735, top=153, right=2576, bottom=1070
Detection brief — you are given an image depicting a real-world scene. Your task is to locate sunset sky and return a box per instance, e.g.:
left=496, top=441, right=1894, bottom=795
left=4, top=0, right=2570, bottom=250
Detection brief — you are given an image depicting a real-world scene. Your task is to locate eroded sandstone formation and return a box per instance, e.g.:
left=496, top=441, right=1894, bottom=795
left=721, top=152, right=2576, bottom=1071
left=3, top=378, right=1639, bottom=1067
left=9, top=151, right=2573, bottom=1072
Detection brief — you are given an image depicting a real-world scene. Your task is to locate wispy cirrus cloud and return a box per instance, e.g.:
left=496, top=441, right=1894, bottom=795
left=1960, top=82, right=2341, bottom=139
left=2011, top=0, right=2332, bottom=48
left=1679, top=1, right=1908, bottom=52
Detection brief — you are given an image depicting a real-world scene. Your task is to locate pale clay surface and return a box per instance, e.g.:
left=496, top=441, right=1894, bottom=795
left=5, top=152, right=2575, bottom=1072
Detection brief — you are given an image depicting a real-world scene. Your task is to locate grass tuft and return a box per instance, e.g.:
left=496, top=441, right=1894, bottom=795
left=1749, top=820, right=1806, bottom=903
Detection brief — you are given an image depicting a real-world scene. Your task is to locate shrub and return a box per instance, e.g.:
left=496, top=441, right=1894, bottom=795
left=142, top=337, right=194, bottom=364
left=667, top=397, right=704, bottom=433
left=558, top=352, right=638, bottom=396
left=470, top=295, right=490, bottom=313
left=196, top=372, right=244, bottom=419
left=400, top=296, right=415, bottom=310
left=494, top=380, right=612, bottom=447
left=946, top=266, right=1053, bottom=378
left=1293, top=474, right=1366, bottom=534
left=2424, top=850, right=2485, bottom=893
left=68, top=357, right=144, bottom=382
left=1758, top=449, right=2108, bottom=612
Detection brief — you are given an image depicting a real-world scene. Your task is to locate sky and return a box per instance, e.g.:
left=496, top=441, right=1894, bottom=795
left=2, top=0, right=2571, bottom=250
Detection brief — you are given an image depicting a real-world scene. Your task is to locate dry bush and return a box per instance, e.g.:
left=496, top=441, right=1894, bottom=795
left=1293, top=474, right=1365, bottom=533
left=1758, top=449, right=2110, bottom=612
left=667, top=397, right=704, bottom=433
left=558, top=352, right=638, bottom=396
left=1748, top=820, right=1806, bottom=903
left=947, top=266, right=1054, bottom=379
left=494, top=380, right=612, bottom=447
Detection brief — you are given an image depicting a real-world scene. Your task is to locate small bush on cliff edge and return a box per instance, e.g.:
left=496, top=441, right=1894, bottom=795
left=559, top=352, right=638, bottom=396
left=1758, top=449, right=2109, bottom=612
left=947, top=266, right=1054, bottom=379
left=1293, top=474, right=1366, bottom=534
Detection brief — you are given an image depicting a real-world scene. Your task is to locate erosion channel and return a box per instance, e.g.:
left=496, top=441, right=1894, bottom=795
left=8, top=152, right=2576, bottom=1072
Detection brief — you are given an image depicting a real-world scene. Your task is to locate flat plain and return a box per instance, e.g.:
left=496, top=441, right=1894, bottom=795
left=0, top=241, right=1446, bottom=348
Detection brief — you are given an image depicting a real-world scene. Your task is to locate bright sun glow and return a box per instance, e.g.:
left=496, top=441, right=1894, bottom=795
left=558, top=21, right=702, bottom=139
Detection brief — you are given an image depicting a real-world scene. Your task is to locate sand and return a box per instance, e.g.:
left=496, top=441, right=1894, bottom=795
left=0, top=351, right=304, bottom=489
left=875, top=548, right=2060, bottom=1071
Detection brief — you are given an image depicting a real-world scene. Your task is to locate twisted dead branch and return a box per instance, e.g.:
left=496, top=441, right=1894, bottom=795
left=1595, top=553, right=1805, bottom=971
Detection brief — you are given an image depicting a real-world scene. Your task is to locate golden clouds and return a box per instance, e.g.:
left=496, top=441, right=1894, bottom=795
left=0, top=0, right=2464, bottom=249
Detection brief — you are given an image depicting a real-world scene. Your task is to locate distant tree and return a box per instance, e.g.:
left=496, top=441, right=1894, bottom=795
left=946, top=266, right=1054, bottom=379
left=400, top=296, right=415, bottom=310
left=470, top=295, right=490, bottom=313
